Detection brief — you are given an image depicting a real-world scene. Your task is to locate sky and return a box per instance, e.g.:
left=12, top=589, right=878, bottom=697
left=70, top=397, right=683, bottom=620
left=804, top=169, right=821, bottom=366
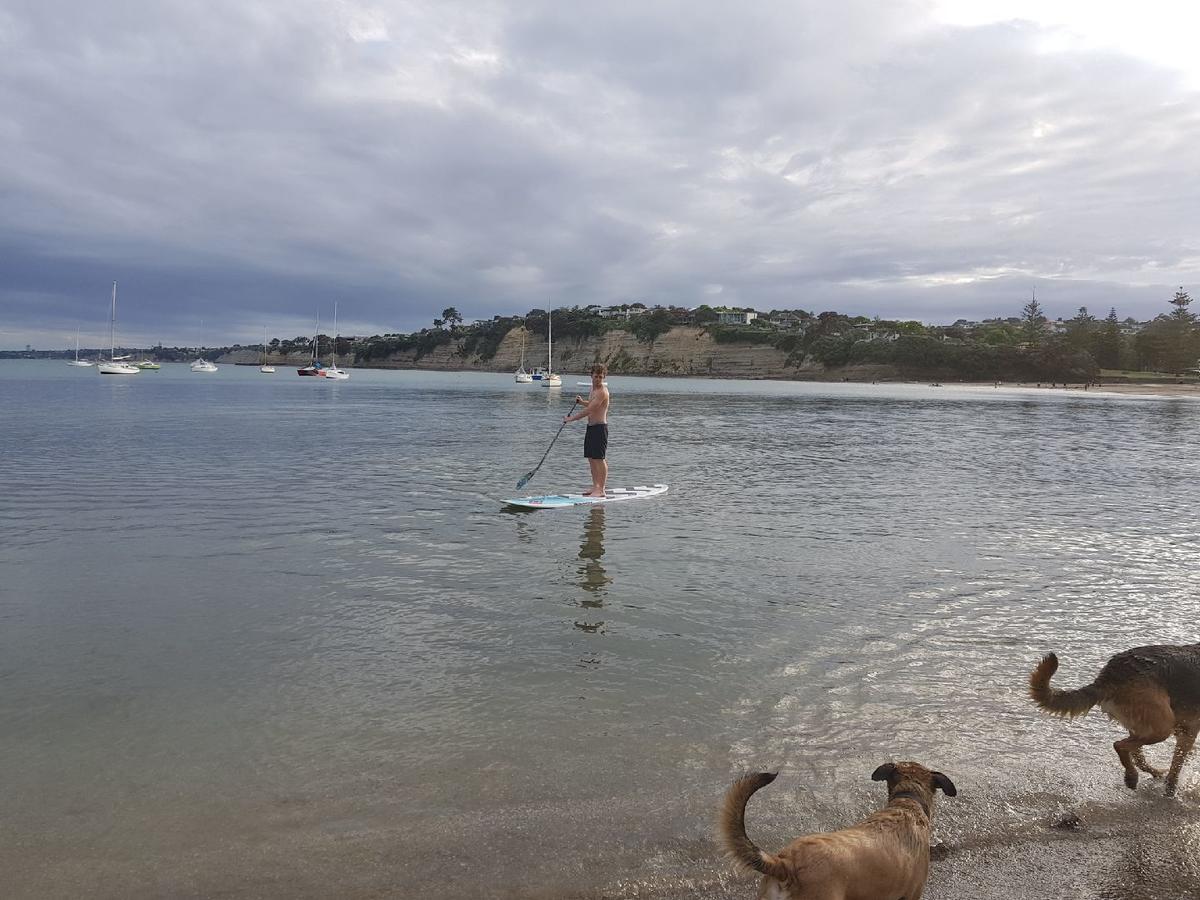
left=2, top=1, right=1199, bottom=349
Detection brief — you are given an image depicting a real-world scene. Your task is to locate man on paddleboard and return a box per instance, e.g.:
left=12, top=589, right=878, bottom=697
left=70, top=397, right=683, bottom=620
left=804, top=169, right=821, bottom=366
left=563, top=363, right=610, bottom=497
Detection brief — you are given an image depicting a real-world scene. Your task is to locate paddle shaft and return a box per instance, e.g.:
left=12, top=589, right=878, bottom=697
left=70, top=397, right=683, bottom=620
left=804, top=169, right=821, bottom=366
left=517, top=399, right=579, bottom=489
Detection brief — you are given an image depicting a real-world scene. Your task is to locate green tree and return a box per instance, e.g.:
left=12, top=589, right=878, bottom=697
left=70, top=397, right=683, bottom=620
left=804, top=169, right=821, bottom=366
left=1021, top=293, right=1046, bottom=346
left=1064, top=306, right=1096, bottom=353
left=1163, top=287, right=1197, bottom=373
left=440, top=307, right=463, bottom=331
left=1095, top=308, right=1122, bottom=369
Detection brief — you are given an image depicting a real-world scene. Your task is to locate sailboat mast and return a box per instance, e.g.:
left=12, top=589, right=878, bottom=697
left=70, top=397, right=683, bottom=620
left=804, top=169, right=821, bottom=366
left=110, top=281, right=117, bottom=358
left=548, top=307, right=553, bottom=372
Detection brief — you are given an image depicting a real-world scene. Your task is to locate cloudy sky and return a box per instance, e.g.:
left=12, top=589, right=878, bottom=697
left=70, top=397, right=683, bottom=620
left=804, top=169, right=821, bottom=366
left=2, top=0, right=1198, bottom=349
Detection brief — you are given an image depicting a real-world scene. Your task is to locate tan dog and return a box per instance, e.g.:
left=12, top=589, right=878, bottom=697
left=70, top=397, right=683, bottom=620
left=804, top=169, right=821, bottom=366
left=719, top=762, right=956, bottom=900
left=1030, top=643, right=1200, bottom=796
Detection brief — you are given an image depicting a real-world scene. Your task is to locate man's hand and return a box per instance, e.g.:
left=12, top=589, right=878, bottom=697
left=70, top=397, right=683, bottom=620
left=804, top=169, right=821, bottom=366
left=574, top=394, right=586, bottom=404
left=562, top=414, right=572, bottom=424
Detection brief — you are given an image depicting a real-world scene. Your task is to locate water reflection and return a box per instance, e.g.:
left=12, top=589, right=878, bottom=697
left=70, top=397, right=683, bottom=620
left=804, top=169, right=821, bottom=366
left=573, top=506, right=609, bottom=634
left=577, top=506, right=610, bottom=600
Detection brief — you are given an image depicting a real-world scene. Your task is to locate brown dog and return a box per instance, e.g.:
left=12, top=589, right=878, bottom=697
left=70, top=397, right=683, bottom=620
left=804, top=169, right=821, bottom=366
left=719, top=762, right=956, bottom=900
left=1030, top=644, right=1200, bottom=796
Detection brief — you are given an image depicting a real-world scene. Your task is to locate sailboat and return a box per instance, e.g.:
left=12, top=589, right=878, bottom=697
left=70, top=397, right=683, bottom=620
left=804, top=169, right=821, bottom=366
left=259, top=326, right=275, bottom=373
left=191, top=319, right=219, bottom=372
left=541, top=308, right=561, bottom=387
left=67, top=327, right=94, bottom=367
left=297, top=313, right=325, bottom=376
left=515, top=328, right=533, bottom=383
left=323, top=302, right=349, bottom=380
left=97, top=282, right=140, bottom=375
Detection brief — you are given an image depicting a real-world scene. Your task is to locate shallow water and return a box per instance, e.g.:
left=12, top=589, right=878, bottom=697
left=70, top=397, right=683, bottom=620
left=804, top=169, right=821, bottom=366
left=3, top=361, right=1200, bottom=898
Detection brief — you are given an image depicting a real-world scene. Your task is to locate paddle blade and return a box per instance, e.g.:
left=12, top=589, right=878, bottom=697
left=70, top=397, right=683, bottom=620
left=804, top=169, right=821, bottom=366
left=516, top=471, right=533, bottom=490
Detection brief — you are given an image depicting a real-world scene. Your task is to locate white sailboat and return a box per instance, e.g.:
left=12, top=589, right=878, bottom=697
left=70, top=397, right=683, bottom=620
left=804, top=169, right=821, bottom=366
left=97, top=282, right=140, bottom=375
left=323, top=302, right=349, bottom=380
left=67, top=327, right=94, bottom=367
left=259, top=326, right=275, bottom=373
left=191, top=356, right=218, bottom=372
left=541, top=308, right=561, bottom=387
left=515, top=328, right=533, bottom=383
left=191, top=319, right=219, bottom=372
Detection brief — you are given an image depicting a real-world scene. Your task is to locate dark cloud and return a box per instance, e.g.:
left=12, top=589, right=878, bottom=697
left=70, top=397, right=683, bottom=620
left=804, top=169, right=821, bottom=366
left=1, top=1, right=1197, bottom=348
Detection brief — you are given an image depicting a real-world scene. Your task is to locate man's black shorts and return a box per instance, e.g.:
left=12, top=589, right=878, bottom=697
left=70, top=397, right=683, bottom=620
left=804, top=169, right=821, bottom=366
left=584, top=423, right=608, bottom=459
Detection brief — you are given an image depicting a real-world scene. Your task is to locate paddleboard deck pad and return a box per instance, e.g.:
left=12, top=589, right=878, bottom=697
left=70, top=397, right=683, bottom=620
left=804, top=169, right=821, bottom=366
left=505, top=484, right=668, bottom=509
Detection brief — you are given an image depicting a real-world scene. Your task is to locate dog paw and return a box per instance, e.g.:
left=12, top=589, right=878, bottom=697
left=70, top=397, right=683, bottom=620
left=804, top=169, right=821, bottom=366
left=1124, top=771, right=1139, bottom=789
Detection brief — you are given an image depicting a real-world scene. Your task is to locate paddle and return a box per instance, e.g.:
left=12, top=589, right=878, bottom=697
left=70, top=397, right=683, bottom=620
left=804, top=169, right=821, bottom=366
left=516, top=399, right=579, bottom=490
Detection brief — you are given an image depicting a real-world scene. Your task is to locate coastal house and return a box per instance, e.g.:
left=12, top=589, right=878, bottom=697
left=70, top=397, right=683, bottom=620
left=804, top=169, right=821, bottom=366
left=597, top=305, right=646, bottom=319
left=716, top=310, right=758, bottom=325
left=765, top=311, right=807, bottom=330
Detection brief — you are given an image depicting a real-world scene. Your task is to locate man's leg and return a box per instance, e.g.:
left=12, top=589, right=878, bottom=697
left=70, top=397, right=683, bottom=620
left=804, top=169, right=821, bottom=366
left=586, top=458, right=603, bottom=495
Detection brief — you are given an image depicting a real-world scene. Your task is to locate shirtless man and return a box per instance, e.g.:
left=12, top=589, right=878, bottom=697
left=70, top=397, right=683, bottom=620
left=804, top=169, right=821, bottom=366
left=563, top=364, right=610, bottom=497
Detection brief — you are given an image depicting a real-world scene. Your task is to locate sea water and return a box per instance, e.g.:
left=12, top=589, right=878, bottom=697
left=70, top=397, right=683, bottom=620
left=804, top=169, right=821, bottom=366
left=3, top=361, right=1200, bottom=898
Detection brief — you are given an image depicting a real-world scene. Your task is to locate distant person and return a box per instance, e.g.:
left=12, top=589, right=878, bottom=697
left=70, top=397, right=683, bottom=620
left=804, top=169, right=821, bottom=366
left=563, top=364, right=610, bottom=497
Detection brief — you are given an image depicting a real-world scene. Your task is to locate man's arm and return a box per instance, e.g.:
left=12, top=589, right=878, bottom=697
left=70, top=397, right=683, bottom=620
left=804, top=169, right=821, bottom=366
left=564, top=396, right=596, bottom=422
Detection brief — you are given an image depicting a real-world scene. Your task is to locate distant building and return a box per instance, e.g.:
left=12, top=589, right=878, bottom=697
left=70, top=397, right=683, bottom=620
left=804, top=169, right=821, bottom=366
left=717, top=310, right=758, bottom=325
left=597, top=305, right=648, bottom=320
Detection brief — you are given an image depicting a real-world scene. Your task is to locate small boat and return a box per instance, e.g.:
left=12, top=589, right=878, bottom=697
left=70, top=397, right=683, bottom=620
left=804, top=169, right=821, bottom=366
left=541, top=308, right=561, bottom=387
left=323, top=302, right=350, bottom=380
left=515, top=329, right=533, bottom=383
left=136, top=356, right=160, bottom=370
left=97, top=282, right=140, bottom=375
left=298, top=313, right=325, bottom=375
left=67, top=327, right=94, bottom=367
left=259, top=326, right=275, bottom=373
left=191, top=319, right=218, bottom=371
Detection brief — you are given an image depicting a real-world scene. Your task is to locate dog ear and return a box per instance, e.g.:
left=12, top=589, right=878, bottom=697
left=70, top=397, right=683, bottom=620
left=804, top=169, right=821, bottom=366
left=871, top=763, right=897, bottom=782
left=931, top=772, right=957, bottom=796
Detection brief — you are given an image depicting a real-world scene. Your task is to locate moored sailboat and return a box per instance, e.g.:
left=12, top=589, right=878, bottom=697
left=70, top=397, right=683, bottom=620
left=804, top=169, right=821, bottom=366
left=297, top=314, right=325, bottom=376
left=260, top=326, right=275, bottom=373
left=541, top=308, right=561, bottom=387
left=97, top=283, right=140, bottom=375
left=323, top=302, right=349, bottom=380
left=515, top=327, right=533, bottom=383
left=191, top=320, right=218, bottom=372
left=67, top=327, right=94, bottom=367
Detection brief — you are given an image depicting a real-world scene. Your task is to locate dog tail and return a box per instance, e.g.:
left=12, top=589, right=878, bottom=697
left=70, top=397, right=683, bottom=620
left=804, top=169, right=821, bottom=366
left=718, top=772, right=790, bottom=881
left=1029, top=652, right=1103, bottom=717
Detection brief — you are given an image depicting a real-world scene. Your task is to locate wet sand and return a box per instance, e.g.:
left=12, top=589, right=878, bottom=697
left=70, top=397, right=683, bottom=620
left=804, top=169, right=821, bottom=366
left=8, top=779, right=1199, bottom=899
left=974, top=381, right=1200, bottom=398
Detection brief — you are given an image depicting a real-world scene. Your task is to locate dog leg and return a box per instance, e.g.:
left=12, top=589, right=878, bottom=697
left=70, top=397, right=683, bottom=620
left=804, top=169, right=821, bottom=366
left=1115, top=730, right=1171, bottom=789
left=1165, top=723, right=1199, bottom=797
left=1132, top=748, right=1165, bottom=779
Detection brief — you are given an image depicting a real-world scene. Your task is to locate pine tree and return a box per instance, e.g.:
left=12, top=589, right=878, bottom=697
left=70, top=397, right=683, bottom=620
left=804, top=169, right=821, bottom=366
left=1096, top=308, right=1122, bottom=369
left=1164, top=287, right=1197, bottom=373
left=1020, top=292, right=1046, bottom=346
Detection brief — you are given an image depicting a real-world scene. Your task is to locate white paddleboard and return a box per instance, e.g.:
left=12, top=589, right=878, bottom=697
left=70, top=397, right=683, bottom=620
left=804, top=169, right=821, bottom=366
left=504, top=483, right=668, bottom=509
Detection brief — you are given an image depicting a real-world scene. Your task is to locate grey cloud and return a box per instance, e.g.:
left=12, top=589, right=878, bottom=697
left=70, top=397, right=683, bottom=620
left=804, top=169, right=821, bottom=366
left=1, top=1, right=1198, bottom=348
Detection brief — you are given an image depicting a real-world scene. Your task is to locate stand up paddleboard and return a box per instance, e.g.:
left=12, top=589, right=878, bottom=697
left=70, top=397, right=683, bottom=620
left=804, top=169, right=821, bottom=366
left=505, top=484, right=668, bottom=509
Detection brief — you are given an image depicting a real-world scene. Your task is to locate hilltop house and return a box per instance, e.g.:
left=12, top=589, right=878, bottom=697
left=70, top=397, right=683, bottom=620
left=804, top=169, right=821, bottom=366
left=716, top=309, right=758, bottom=325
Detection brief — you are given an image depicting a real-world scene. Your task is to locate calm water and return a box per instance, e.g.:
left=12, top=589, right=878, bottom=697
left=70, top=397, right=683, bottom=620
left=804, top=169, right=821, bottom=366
left=4, top=361, right=1200, bottom=898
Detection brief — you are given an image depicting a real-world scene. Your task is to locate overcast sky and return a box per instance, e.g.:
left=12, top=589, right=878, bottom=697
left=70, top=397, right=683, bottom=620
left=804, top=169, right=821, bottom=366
left=2, top=0, right=1198, bottom=349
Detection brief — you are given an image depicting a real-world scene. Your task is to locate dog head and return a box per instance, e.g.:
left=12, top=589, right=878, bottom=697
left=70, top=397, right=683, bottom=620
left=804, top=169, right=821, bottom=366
left=871, top=761, right=956, bottom=813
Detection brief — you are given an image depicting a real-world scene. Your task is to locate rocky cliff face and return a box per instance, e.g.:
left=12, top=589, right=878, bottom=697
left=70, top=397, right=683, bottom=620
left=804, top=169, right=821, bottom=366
left=218, top=327, right=896, bottom=380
